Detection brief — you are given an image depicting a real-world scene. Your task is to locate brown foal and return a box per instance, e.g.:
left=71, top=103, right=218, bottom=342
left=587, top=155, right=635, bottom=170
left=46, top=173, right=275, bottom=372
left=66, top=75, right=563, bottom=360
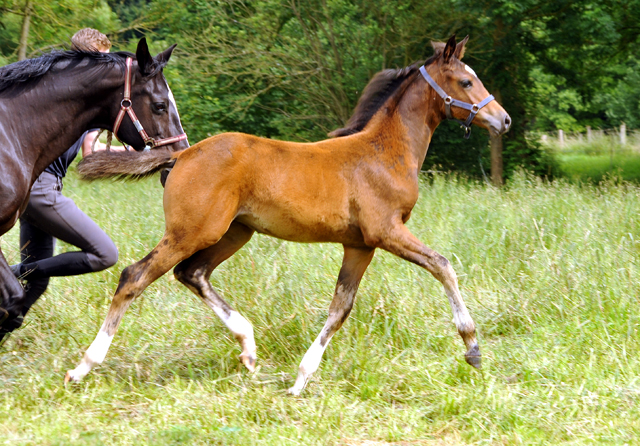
left=66, top=35, right=511, bottom=395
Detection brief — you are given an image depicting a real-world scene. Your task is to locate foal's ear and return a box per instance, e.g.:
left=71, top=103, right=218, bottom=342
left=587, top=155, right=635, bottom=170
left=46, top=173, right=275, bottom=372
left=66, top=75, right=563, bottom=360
left=442, top=35, right=457, bottom=63
left=156, top=44, right=177, bottom=66
left=136, top=37, right=154, bottom=76
left=455, top=35, right=469, bottom=60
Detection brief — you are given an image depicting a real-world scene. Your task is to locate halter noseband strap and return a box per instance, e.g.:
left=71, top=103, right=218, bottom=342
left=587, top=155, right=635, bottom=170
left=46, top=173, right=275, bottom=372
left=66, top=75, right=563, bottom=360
left=112, top=57, right=188, bottom=151
left=419, top=65, right=495, bottom=139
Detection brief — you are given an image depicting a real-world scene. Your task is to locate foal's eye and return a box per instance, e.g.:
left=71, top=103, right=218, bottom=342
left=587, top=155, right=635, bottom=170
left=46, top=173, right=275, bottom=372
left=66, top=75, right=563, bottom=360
left=460, top=79, right=473, bottom=89
left=153, top=102, right=167, bottom=112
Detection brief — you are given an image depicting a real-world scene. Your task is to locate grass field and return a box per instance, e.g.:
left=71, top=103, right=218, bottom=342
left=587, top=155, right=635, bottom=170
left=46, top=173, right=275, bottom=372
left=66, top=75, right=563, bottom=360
left=550, top=131, right=640, bottom=183
left=1, top=169, right=639, bottom=445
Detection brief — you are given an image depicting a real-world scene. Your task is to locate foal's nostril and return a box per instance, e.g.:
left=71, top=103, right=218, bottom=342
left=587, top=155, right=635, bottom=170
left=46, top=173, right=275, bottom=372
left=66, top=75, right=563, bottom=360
left=504, top=115, right=512, bottom=129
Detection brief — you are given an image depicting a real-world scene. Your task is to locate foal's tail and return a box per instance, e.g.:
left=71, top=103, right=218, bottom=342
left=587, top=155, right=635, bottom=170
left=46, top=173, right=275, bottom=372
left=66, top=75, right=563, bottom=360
left=77, top=148, right=178, bottom=181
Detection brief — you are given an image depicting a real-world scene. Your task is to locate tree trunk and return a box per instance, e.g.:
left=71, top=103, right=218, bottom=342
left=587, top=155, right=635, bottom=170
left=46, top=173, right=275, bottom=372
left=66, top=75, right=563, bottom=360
left=490, top=133, right=503, bottom=186
left=18, top=0, right=33, bottom=61
left=489, top=89, right=504, bottom=186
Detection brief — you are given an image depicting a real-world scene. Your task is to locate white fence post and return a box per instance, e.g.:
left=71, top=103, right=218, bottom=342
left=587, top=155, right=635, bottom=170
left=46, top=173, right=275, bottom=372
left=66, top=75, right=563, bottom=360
left=620, top=123, right=626, bottom=146
left=587, top=126, right=592, bottom=142
left=558, top=129, right=564, bottom=147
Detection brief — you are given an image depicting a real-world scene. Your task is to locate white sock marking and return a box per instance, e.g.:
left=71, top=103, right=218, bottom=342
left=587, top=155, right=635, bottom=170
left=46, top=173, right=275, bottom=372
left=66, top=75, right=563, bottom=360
left=289, top=331, right=333, bottom=394
left=67, top=329, right=114, bottom=382
left=85, top=330, right=114, bottom=365
left=299, top=334, right=330, bottom=376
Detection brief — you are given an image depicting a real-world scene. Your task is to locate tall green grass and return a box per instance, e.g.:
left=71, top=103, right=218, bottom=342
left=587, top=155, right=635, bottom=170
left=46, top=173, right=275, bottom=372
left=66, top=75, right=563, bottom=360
left=1, top=169, right=639, bottom=445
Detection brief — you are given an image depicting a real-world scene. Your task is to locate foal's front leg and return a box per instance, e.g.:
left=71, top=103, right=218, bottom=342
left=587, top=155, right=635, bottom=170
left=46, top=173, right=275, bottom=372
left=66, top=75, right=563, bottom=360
left=379, top=223, right=481, bottom=368
left=288, top=246, right=375, bottom=396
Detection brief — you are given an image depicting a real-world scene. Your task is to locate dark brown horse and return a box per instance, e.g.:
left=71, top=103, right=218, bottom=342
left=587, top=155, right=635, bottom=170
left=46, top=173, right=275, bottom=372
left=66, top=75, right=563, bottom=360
left=67, top=36, right=510, bottom=395
left=0, top=38, right=189, bottom=334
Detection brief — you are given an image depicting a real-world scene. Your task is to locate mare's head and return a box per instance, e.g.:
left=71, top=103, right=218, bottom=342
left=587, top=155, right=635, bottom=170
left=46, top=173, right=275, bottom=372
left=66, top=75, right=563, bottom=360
left=425, top=35, right=511, bottom=137
left=113, top=38, right=189, bottom=152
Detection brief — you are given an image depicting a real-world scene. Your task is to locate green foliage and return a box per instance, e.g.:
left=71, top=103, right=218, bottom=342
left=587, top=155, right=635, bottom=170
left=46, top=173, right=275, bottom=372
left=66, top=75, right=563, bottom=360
left=596, top=56, right=640, bottom=129
left=1, top=0, right=640, bottom=175
left=529, top=67, right=587, bottom=133
left=423, top=121, right=491, bottom=179
left=0, top=0, right=121, bottom=60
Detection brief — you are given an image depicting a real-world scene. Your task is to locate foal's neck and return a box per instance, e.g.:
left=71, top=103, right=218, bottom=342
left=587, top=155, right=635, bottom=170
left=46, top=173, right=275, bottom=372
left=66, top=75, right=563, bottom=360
left=394, top=76, right=444, bottom=170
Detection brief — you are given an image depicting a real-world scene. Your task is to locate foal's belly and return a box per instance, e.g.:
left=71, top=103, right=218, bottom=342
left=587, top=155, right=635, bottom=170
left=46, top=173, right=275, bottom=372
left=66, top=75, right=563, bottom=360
left=236, top=202, right=363, bottom=245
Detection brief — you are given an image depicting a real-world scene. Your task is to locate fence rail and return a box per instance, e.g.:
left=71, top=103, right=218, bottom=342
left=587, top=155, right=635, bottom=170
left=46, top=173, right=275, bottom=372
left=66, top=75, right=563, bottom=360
left=535, top=125, right=639, bottom=150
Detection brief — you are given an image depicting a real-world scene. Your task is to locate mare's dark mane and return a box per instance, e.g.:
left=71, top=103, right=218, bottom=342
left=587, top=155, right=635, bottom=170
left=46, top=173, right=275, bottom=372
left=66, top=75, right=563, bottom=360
left=330, top=55, right=437, bottom=137
left=0, top=50, right=167, bottom=97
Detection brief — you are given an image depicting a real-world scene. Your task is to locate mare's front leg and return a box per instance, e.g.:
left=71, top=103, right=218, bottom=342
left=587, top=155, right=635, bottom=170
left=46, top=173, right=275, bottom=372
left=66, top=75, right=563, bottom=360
left=377, top=222, right=480, bottom=368
left=288, top=246, right=375, bottom=396
left=0, top=251, right=25, bottom=340
left=0, top=188, right=30, bottom=337
left=65, top=236, right=195, bottom=382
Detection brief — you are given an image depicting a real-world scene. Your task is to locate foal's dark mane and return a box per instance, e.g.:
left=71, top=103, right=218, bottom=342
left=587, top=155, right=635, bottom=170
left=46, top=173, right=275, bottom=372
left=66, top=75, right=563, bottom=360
left=330, top=55, right=437, bottom=137
left=0, top=50, right=167, bottom=97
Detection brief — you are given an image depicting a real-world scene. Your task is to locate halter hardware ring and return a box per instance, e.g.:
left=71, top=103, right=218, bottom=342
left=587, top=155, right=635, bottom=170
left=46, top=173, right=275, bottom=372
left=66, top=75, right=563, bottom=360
left=121, top=99, right=132, bottom=108
left=444, top=96, right=453, bottom=105
left=472, top=104, right=479, bottom=112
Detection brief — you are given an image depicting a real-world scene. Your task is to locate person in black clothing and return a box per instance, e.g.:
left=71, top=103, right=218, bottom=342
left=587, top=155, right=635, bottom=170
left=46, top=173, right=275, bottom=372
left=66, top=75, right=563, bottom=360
left=1, top=29, right=123, bottom=343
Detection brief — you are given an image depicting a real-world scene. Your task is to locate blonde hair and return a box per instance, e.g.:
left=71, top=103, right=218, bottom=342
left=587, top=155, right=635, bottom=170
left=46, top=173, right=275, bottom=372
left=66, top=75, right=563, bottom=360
left=70, top=28, right=111, bottom=52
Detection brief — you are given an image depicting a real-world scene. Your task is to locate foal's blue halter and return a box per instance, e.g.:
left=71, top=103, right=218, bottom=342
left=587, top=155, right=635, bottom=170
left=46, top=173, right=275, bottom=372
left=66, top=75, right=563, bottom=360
left=419, top=65, right=495, bottom=139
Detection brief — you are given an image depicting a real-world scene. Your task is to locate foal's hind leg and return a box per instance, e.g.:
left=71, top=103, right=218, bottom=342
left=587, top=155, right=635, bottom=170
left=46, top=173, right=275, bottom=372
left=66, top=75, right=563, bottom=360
left=288, top=246, right=375, bottom=396
left=174, top=222, right=257, bottom=371
left=65, top=236, right=196, bottom=382
left=378, top=223, right=480, bottom=368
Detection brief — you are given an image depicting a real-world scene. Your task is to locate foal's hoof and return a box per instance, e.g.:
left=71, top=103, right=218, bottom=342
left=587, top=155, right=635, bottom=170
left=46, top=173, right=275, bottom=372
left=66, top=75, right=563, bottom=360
left=465, top=355, right=482, bottom=369
left=464, top=345, right=482, bottom=369
left=286, top=386, right=302, bottom=397
left=240, top=353, right=257, bottom=373
left=63, top=371, right=81, bottom=384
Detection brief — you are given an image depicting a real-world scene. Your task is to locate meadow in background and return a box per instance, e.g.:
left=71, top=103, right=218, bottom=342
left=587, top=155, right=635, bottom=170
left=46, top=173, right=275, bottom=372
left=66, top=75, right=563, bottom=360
left=0, top=164, right=638, bottom=445
left=544, top=129, right=640, bottom=183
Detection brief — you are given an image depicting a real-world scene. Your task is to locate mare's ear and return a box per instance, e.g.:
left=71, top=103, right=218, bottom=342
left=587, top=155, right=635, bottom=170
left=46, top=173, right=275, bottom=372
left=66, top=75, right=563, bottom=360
left=156, top=44, right=177, bottom=66
left=430, top=40, right=446, bottom=56
left=442, top=35, right=457, bottom=63
left=136, top=37, right=154, bottom=76
left=455, top=35, right=469, bottom=60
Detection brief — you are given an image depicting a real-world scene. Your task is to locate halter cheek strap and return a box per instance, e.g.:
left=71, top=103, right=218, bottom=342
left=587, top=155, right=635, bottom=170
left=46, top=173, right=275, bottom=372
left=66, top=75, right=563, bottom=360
left=419, top=65, right=495, bottom=139
left=112, top=57, right=188, bottom=151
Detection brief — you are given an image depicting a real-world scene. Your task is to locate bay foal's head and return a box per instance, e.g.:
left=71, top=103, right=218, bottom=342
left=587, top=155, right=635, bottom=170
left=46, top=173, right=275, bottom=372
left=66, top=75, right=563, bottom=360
left=425, top=35, right=511, bottom=137
left=112, top=38, right=189, bottom=152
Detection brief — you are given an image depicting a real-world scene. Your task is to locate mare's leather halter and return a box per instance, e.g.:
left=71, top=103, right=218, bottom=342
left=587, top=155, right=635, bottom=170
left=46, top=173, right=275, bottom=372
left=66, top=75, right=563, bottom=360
left=113, top=57, right=188, bottom=151
left=419, top=65, right=495, bottom=139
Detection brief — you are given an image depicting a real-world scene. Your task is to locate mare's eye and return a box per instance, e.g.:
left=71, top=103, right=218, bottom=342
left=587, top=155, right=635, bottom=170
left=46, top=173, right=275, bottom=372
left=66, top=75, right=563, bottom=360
left=153, top=102, right=167, bottom=112
left=459, top=79, right=473, bottom=89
